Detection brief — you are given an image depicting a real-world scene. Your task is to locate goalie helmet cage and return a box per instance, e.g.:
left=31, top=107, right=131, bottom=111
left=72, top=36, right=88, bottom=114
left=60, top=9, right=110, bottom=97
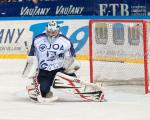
left=89, top=19, right=149, bottom=94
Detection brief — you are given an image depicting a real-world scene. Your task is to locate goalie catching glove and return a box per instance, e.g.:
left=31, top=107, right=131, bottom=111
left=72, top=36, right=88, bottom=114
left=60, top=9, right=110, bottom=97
left=63, top=57, right=80, bottom=74
left=22, top=56, right=38, bottom=79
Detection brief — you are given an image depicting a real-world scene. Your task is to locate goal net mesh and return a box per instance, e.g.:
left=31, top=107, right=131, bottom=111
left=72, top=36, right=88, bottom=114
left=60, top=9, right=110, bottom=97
left=89, top=20, right=149, bottom=94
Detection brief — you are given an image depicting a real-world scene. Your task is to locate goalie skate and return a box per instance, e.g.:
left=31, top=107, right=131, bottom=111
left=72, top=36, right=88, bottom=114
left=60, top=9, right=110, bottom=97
left=53, top=72, right=105, bottom=102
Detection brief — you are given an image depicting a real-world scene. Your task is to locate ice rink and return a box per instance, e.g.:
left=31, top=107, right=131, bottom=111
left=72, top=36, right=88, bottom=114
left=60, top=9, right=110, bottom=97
left=0, top=59, right=150, bottom=120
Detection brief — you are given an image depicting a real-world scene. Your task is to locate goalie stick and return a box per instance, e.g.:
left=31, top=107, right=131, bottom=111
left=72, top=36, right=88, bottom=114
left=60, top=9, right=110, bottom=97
left=23, top=41, right=58, bottom=103
left=22, top=41, right=29, bottom=75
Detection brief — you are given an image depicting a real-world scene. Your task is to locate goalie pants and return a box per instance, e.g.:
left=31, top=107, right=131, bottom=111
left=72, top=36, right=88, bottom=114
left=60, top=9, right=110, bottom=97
left=37, top=68, right=64, bottom=97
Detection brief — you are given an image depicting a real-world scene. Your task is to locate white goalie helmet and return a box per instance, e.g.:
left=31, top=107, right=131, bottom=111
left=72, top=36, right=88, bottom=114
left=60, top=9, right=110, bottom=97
left=46, top=20, right=60, bottom=43
left=47, top=20, right=60, bottom=31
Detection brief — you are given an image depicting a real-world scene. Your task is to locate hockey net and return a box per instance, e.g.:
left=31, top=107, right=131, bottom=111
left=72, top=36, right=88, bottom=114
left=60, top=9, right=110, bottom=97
left=89, top=20, right=149, bottom=94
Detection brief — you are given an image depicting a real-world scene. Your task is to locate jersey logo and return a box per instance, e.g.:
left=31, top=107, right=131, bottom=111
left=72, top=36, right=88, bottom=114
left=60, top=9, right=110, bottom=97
left=40, top=60, right=48, bottom=70
left=48, top=44, right=64, bottom=51
left=39, top=44, right=47, bottom=52
left=58, top=53, right=64, bottom=58
left=47, top=51, right=56, bottom=61
left=60, top=45, right=64, bottom=50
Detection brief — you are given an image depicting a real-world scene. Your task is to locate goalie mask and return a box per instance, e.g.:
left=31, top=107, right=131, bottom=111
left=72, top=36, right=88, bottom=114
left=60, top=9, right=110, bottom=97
left=46, top=20, right=60, bottom=43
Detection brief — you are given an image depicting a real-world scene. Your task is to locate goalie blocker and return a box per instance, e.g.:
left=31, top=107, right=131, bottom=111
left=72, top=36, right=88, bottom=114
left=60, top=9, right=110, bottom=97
left=22, top=56, right=58, bottom=103
left=53, top=72, right=105, bottom=102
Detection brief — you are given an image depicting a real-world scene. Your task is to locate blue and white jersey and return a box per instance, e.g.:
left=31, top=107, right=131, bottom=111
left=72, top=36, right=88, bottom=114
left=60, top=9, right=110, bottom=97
left=29, top=33, right=75, bottom=71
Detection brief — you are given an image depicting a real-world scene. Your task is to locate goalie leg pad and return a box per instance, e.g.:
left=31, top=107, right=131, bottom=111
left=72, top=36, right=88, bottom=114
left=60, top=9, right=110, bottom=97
left=26, top=81, right=58, bottom=103
left=26, top=84, right=40, bottom=102
left=53, top=72, right=105, bottom=102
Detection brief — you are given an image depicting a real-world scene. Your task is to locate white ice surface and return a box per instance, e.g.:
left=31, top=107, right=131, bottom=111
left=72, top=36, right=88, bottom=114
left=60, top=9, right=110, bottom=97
left=0, top=59, right=150, bottom=120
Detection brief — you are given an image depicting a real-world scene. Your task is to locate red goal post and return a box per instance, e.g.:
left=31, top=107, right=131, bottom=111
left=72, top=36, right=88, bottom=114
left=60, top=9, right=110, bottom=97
left=89, top=19, right=149, bottom=94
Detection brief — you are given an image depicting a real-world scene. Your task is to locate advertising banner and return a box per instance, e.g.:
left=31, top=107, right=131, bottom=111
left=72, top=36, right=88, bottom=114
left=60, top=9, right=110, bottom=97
left=0, top=0, right=149, bottom=17
left=0, top=1, right=92, bottom=17
left=0, top=19, right=89, bottom=58
left=94, top=0, right=147, bottom=16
